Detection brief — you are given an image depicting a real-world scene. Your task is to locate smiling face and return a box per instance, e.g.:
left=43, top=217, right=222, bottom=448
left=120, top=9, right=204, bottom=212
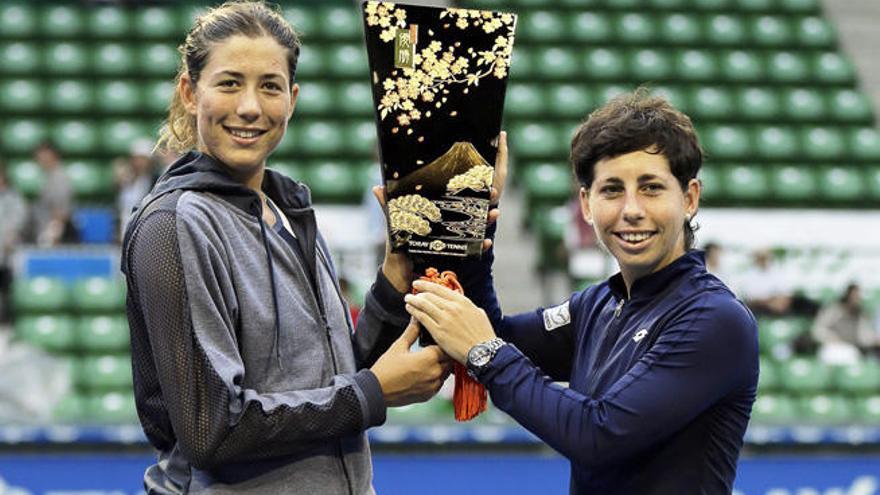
left=180, top=34, right=298, bottom=186
left=581, top=149, right=700, bottom=290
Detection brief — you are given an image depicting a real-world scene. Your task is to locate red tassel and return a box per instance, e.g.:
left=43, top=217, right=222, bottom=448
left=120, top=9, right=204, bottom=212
left=414, top=268, right=488, bottom=422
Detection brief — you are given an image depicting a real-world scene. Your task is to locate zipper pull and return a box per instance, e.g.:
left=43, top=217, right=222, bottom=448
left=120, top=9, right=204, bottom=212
left=614, top=299, right=624, bottom=318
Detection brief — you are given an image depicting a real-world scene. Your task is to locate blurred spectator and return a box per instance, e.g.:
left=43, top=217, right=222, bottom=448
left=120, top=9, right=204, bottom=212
left=736, top=248, right=818, bottom=317
left=0, top=164, right=27, bottom=323
left=812, top=283, right=879, bottom=364
left=703, top=241, right=731, bottom=283
left=31, top=142, right=75, bottom=246
left=114, top=139, right=159, bottom=237
left=565, top=196, right=610, bottom=287
left=338, top=276, right=362, bottom=325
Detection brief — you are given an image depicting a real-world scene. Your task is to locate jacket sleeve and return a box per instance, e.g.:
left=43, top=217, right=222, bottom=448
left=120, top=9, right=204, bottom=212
left=127, top=207, right=384, bottom=470
left=477, top=293, right=758, bottom=468
left=351, top=268, right=411, bottom=368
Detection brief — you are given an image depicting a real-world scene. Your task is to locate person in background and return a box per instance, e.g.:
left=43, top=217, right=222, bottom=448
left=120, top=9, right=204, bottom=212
left=812, top=283, right=879, bottom=363
left=736, top=248, right=818, bottom=317
left=115, top=139, right=159, bottom=238
left=0, top=164, right=27, bottom=323
left=31, top=142, right=74, bottom=246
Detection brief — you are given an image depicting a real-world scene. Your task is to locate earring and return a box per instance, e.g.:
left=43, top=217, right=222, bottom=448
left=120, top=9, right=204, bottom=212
left=685, top=214, right=692, bottom=223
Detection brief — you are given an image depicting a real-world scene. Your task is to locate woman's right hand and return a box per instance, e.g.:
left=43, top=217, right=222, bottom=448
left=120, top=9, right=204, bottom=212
left=370, top=318, right=453, bottom=407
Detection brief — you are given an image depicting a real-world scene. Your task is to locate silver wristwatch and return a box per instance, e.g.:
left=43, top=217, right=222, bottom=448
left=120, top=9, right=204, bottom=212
left=466, top=338, right=506, bottom=376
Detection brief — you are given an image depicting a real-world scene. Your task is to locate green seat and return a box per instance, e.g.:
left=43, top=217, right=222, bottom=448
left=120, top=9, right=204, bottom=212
left=827, top=89, right=873, bottom=124
left=273, top=127, right=297, bottom=157
left=318, top=7, right=362, bottom=41
left=521, top=11, right=565, bottom=43
left=2, top=119, right=46, bottom=155
left=93, top=43, right=136, bottom=76
left=650, top=86, right=689, bottom=114
left=569, top=12, right=611, bottom=45
left=537, top=47, right=578, bottom=80
left=510, top=124, right=561, bottom=159
left=547, top=85, right=593, bottom=119
left=833, top=360, right=880, bottom=396
left=0, top=79, right=43, bottom=112
left=783, top=88, right=826, bottom=122
left=534, top=206, right=570, bottom=272
left=630, top=49, right=673, bottom=82
left=659, top=13, right=701, bottom=45
left=583, top=48, right=626, bottom=81
left=689, top=87, right=734, bottom=121
left=697, top=166, right=720, bottom=201
left=867, top=165, right=880, bottom=201
left=855, top=396, right=880, bottom=424
left=703, top=126, right=751, bottom=160
left=345, top=121, right=377, bottom=157
left=306, top=161, right=357, bottom=202
left=759, top=317, right=808, bottom=356
left=52, top=120, right=98, bottom=155
left=674, top=50, right=718, bottom=82
left=751, top=16, right=793, bottom=47
left=692, top=0, right=736, bottom=9
left=135, top=7, right=179, bottom=39
left=178, top=6, right=207, bottom=36
left=76, top=355, right=133, bottom=391
left=705, top=15, right=747, bottom=46
left=614, top=13, right=656, bottom=45
left=42, top=5, right=84, bottom=38
left=296, top=83, right=334, bottom=116
left=44, top=42, right=89, bottom=75
left=767, top=52, right=810, bottom=83
left=270, top=161, right=305, bottom=182
left=603, top=0, right=645, bottom=8
left=737, top=0, right=774, bottom=12
left=649, top=0, right=689, bottom=8
left=522, top=164, right=572, bottom=211
left=779, top=0, right=821, bottom=14
left=596, top=85, right=633, bottom=105
left=326, top=44, right=369, bottom=78
left=293, top=45, right=324, bottom=80
left=7, top=160, right=43, bottom=197
left=0, top=42, right=40, bottom=75
left=143, top=80, right=175, bottom=114
left=0, top=3, right=36, bottom=38
left=802, top=127, right=845, bottom=162
left=95, top=80, right=141, bottom=114
left=779, top=357, right=832, bottom=394
left=13, top=277, right=68, bottom=314
left=89, top=6, right=131, bottom=39
left=100, top=120, right=150, bottom=156
left=736, top=87, right=780, bottom=121
left=283, top=7, right=317, bottom=40
left=754, top=126, right=798, bottom=160
left=720, top=51, right=763, bottom=83
left=297, top=121, right=342, bottom=156
left=813, top=52, right=855, bottom=85
left=506, top=84, right=544, bottom=118
left=78, top=316, right=130, bottom=353
left=140, top=43, right=179, bottom=76
left=770, top=165, right=816, bottom=202
left=509, top=47, right=534, bottom=79
left=386, top=397, right=453, bottom=424
left=798, top=395, right=852, bottom=424
left=796, top=17, right=835, bottom=48
left=337, top=82, right=373, bottom=117
left=67, top=161, right=113, bottom=199
left=719, top=164, right=769, bottom=201
left=757, top=358, right=778, bottom=392
left=850, top=128, right=880, bottom=162
left=15, top=315, right=76, bottom=352
left=47, top=80, right=93, bottom=114
left=86, top=392, right=138, bottom=424
left=817, top=166, right=864, bottom=202
left=52, top=393, right=88, bottom=424
left=750, top=394, right=797, bottom=424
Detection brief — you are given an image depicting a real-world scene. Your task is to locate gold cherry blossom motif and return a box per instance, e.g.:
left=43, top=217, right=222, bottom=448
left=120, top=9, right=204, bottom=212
left=365, top=1, right=516, bottom=132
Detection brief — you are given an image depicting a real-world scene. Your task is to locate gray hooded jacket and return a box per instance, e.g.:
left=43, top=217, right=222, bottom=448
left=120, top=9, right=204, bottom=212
left=121, top=151, right=409, bottom=494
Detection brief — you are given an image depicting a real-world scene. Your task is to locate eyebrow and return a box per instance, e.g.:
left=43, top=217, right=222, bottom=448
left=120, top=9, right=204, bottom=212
left=598, top=174, right=664, bottom=185
left=215, top=70, right=287, bottom=81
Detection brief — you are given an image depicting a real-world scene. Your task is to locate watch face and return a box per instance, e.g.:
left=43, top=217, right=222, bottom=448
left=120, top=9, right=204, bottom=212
left=469, top=344, right=492, bottom=368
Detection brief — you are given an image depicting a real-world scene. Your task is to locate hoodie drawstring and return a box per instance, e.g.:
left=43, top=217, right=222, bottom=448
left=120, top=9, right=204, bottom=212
left=258, top=216, right=284, bottom=371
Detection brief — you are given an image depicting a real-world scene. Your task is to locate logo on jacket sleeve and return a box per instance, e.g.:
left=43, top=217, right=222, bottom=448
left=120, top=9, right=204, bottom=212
left=543, top=300, right=570, bottom=331
left=633, top=328, right=649, bottom=343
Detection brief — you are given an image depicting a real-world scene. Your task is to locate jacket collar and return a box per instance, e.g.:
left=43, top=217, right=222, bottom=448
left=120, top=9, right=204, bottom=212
left=608, top=250, right=706, bottom=301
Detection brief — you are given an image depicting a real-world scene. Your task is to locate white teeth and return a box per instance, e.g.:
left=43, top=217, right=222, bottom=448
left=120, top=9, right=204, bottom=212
left=228, top=128, right=261, bottom=139
left=620, top=232, right=652, bottom=243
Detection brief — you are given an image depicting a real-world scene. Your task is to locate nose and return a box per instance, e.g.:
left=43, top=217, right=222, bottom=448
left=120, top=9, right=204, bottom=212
left=236, top=86, right=261, bottom=122
left=621, top=189, right=645, bottom=223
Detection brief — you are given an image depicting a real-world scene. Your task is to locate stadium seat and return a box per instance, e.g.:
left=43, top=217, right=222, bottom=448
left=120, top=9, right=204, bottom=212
left=0, top=79, right=43, bottom=112
left=750, top=394, right=797, bottom=424
left=751, top=16, right=794, bottom=47
left=705, top=15, right=747, bottom=46
left=719, top=164, right=769, bottom=201
left=521, top=163, right=572, bottom=210
left=692, top=0, right=737, bottom=10
left=817, top=166, right=864, bottom=202
left=767, top=52, right=810, bottom=83
left=648, top=0, right=689, bottom=9
left=758, top=316, right=809, bottom=356
left=651, top=86, right=689, bottom=114
left=547, top=84, right=593, bottom=119
left=720, top=51, right=764, bottom=83
left=780, top=0, right=821, bottom=14
left=796, top=17, right=835, bottom=49
left=812, top=52, right=855, bottom=85
left=52, top=120, right=98, bottom=156
left=134, top=7, right=179, bottom=39
left=757, top=357, right=778, bottom=392
left=509, top=47, right=535, bottom=79
left=569, top=12, right=612, bottom=45
left=537, top=47, right=579, bottom=80
left=293, top=44, right=324, bottom=80
left=850, top=128, right=880, bottom=162
left=2, top=119, right=47, bottom=155
left=78, top=316, right=130, bottom=353
left=7, top=160, right=43, bottom=197
left=0, top=42, right=40, bottom=75
left=798, top=395, right=853, bottom=424
left=737, top=0, right=774, bottom=13
left=13, top=277, right=68, bottom=314
left=269, top=161, right=304, bottom=182
left=86, top=392, right=138, bottom=424
left=178, top=6, right=207, bottom=36
left=802, top=127, right=846, bottom=161
left=143, top=80, right=175, bottom=115
left=15, top=315, right=76, bottom=353
left=337, top=82, right=374, bottom=117
left=674, top=50, right=718, bottom=82
left=779, top=357, right=832, bottom=394
left=510, top=123, right=562, bottom=159
left=769, top=165, right=816, bottom=202
left=95, top=80, right=142, bottom=114
left=318, top=6, right=362, bottom=41
left=386, top=397, right=453, bottom=424
left=76, top=355, right=133, bottom=391
left=44, top=43, right=89, bottom=75
left=67, top=161, right=112, bottom=198
left=47, top=80, right=93, bottom=114
left=614, top=13, right=656, bottom=45
left=298, top=121, right=343, bottom=156
left=325, top=44, right=369, bottom=78
left=52, top=393, right=88, bottom=424
left=689, top=87, right=734, bottom=121
left=855, top=396, right=880, bottom=424
left=0, top=3, right=37, bottom=38
left=506, top=84, right=544, bottom=118
left=735, top=87, right=779, bottom=121
left=630, top=49, right=674, bottom=82
left=283, top=6, right=318, bottom=39
left=703, top=126, right=752, bottom=160
left=521, top=11, right=566, bottom=43
left=827, top=89, right=873, bottom=124
left=140, top=43, right=179, bottom=76
left=42, top=5, right=84, bottom=38
left=294, top=82, right=334, bottom=116
left=305, top=161, right=358, bottom=202
left=867, top=166, right=880, bottom=201
left=833, top=360, right=880, bottom=396
left=534, top=206, right=570, bottom=272
left=89, top=6, right=131, bottom=39
left=697, top=166, right=720, bottom=200
left=596, top=84, right=634, bottom=104
left=782, top=88, right=826, bottom=122
left=754, top=126, right=798, bottom=160
left=659, top=13, right=701, bottom=45
left=344, top=121, right=377, bottom=157
left=100, top=120, right=151, bottom=156
left=583, top=49, right=627, bottom=81
left=93, top=43, right=136, bottom=76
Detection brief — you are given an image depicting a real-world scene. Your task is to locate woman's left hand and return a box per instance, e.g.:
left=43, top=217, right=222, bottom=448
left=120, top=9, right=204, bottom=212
left=404, top=279, right=497, bottom=364
left=372, top=185, right=414, bottom=293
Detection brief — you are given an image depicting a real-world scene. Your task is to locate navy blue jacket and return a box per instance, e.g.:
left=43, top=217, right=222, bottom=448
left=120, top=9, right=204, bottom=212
left=471, top=250, right=758, bottom=494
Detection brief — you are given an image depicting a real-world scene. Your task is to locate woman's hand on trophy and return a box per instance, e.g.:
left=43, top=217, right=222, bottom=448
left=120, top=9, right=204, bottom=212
left=483, top=130, right=507, bottom=252
left=373, top=185, right=414, bottom=293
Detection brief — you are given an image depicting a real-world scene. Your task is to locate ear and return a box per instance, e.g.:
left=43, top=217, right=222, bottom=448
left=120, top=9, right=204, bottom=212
left=578, top=186, right=593, bottom=225
left=288, top=83, right=300, bottom=120
left=684, top=177, right=701, bottom=218
left=179, top=74, right=198, bottom=116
